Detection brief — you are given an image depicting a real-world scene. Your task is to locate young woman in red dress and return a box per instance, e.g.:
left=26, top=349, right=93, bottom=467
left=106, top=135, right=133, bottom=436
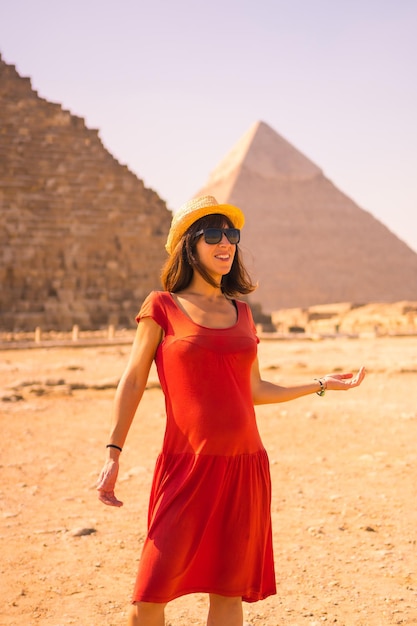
left=97, top=196, right=365, bottom=626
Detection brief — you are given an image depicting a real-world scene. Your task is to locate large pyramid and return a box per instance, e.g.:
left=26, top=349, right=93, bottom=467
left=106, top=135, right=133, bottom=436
left=0, top=55, right=172, bottom=331
left=197, top=121, right=417, bottom=312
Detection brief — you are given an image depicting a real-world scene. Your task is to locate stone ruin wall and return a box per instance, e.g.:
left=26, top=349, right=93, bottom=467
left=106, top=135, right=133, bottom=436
left=0, top=55, right=172, bottom=331
left=270, top=301, right=417, bottom=336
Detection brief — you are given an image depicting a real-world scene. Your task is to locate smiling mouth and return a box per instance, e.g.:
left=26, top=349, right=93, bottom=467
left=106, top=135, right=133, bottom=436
left=215, top=254, right=230, bottom=260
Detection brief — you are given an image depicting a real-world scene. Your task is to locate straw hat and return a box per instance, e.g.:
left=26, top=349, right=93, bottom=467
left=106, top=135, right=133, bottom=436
left=165, top=195, right=245, bottom=254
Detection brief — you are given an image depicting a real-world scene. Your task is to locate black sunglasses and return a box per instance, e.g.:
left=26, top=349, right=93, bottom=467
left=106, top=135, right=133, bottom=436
left=194, top=228, right=240, bottom=245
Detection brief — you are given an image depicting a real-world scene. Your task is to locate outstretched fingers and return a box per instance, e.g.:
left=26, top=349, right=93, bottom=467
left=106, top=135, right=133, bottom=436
left=325, top=366, right=366, bottom=390
left=351, top=365, right=366, bottom=386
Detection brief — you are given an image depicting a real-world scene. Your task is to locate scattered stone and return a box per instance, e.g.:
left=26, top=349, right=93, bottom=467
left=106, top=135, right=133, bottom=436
left=1, top=393, right=24, bottom=402
left=71, top=527, right=97, bottom=537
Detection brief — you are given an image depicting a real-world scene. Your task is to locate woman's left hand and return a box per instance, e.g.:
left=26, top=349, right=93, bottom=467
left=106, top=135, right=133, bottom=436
left=322, top=366, right=366, bottom=391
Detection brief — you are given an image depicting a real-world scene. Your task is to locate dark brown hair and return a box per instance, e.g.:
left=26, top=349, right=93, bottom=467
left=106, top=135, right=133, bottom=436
left=161, top=214, right=256, bottom=297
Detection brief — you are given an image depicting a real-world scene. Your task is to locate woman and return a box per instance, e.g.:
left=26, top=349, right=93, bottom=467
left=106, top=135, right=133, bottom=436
left=97, top=195, right=365, bottom=626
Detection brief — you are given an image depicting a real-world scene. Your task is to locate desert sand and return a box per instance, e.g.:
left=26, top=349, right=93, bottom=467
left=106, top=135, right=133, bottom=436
left=1, top=333, right=416, bottom=626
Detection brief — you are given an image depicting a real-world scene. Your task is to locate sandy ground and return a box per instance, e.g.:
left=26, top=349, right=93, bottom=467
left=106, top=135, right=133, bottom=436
left=1, top=334, right=416, bottom=626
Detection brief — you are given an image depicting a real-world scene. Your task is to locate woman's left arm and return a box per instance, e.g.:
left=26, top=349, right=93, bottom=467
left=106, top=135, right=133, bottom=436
left=251, top=357, right=365, bottom=405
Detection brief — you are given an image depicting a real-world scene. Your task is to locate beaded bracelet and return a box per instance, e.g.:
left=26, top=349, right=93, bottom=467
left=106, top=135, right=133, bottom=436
left=314, top=378, right=326, bottom=397
left=106, top=444, right=122, bottom=452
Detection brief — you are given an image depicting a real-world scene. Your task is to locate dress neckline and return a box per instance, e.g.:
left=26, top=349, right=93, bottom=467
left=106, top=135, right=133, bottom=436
left=168, top=292, right=239, bottom=330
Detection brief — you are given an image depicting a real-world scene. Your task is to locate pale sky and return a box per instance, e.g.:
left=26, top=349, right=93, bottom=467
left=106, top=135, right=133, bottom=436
left=1, top=0, right=416, bottom=253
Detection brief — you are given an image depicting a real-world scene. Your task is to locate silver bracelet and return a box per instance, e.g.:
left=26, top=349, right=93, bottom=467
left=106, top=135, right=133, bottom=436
left=314, top=378, right=326, bottom=397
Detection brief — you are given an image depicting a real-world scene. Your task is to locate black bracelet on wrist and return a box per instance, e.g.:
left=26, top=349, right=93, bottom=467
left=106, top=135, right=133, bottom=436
left=106, top=444, right=122, bottom=452
left=314, top=378, right=326, bottom=397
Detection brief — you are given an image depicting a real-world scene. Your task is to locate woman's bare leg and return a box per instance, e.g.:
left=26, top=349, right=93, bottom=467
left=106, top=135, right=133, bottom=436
left=128, top=601, right=166, bottom=626
left=207, top=594, right=243, bottom=626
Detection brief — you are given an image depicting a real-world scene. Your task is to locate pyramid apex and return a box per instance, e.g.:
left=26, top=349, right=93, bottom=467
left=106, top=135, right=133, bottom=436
left=206, top=121, right=322, bottom=186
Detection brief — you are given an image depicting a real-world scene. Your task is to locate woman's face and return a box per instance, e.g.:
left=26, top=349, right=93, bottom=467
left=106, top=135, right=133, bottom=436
left=194, top=222, right=237, bottom=280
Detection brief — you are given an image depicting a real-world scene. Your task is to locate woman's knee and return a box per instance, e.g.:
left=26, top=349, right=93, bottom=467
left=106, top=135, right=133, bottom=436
left=128, top=601, right=166, bottom=626
left=209, top=593, right=242, bottom=608
left=208, top=593, right=243, bottom=623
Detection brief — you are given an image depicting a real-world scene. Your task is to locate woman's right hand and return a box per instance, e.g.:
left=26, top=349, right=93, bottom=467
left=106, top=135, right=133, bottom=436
left=97, top=459, right=124, bottom=507
left=96, top=317, right=162, bottom=508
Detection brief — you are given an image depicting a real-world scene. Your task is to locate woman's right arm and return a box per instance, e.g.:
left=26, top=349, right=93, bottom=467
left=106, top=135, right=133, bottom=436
left=97, top=316, right=162, bottom=507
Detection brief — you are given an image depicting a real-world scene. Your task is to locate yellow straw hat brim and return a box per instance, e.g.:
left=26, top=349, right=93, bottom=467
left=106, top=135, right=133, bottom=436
left=165, top=195, right=245, bottom=254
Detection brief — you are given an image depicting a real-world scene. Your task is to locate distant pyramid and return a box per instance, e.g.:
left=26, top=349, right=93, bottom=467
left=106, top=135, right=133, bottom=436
left=196, top=121, right=417, bottom=312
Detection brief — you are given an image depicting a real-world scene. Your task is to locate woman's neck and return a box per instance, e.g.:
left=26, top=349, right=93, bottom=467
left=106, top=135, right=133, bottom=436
left=180, top=274, right=224, bottom=300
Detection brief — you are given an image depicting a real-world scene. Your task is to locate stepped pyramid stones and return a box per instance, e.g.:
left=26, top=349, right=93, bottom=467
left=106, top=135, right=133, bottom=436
left=0, top=55, right=172, bottom=331
left=197, top=121, right=417, bottom=312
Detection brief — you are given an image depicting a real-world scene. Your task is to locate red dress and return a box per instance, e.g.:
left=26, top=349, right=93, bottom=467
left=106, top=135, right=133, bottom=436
left=132, top=291, right=276, bottom=603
